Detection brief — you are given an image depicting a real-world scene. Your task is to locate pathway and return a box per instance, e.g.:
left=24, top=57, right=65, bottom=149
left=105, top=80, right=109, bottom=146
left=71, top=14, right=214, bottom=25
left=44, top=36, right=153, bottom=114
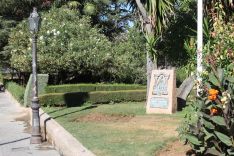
left=0, top=91, right=61, bottom=156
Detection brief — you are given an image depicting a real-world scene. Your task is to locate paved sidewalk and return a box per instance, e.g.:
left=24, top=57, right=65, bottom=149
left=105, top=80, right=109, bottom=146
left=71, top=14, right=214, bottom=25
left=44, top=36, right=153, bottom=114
left=0, top=91, right=61, bottom=156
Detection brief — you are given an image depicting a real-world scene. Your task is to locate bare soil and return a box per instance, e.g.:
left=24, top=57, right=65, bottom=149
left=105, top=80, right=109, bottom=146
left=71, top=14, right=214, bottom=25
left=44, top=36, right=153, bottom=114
left=156, top=140, right=192, bottom=156
left=72, top=113, right=134, bottom=122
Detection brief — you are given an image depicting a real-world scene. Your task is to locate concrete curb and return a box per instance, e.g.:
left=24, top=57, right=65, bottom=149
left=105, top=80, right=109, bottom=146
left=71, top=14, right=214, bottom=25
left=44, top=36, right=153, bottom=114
left=39, top=108, right=96, bottom=156
left=6, top=90, right=95, bottom=156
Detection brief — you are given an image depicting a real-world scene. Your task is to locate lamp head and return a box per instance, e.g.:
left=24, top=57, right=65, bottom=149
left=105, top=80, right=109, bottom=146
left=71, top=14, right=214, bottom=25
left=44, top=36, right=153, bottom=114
left=28, top=7, right=40, bottom=33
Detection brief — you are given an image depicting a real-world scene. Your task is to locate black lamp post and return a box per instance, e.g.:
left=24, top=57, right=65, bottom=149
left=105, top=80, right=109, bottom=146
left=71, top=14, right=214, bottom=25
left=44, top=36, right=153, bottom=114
left=28, top=7, right=42, bottom=144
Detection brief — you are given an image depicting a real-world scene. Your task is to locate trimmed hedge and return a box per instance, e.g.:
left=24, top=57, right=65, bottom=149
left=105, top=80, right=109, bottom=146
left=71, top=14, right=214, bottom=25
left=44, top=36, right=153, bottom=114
left=5, top=82, right=25, bottom=105
left=45, top=84, right=146, bottom=93
left=39, top=90, right=146, bottom=107
left=24, top=74, right=49, bottom=107
left=0, top=73, right=3, bottom=83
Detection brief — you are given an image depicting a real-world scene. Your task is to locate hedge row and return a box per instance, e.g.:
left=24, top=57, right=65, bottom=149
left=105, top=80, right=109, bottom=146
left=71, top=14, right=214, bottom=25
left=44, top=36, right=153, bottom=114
left=39, top=90, right=146, bottom=107
left=45, top=84, right=146, bottom=93
left=24, top=74, right=49, bottom=107
left=5, top=82, right=25, bottom=105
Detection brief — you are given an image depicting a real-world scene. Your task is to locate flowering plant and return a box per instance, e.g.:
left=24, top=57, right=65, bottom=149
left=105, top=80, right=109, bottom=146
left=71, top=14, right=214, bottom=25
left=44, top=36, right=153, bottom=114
left=179, top=63, right=234, bottom=155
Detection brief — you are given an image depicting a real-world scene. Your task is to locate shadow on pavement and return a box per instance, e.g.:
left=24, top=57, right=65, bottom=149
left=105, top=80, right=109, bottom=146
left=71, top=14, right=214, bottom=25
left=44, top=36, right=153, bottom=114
left=0, top=137, right=30, bottom=146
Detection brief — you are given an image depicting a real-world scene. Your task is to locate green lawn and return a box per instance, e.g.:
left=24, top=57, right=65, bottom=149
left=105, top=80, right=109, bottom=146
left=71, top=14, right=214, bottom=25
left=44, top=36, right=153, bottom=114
left=43, top=102, right=184, bottom=156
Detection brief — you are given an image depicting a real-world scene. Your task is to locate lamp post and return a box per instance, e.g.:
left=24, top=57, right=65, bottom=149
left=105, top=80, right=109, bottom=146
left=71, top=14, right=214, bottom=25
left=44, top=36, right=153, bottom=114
left=28, top=7, right=42, bottom=144
left=197, top=0, right=203, bottom=96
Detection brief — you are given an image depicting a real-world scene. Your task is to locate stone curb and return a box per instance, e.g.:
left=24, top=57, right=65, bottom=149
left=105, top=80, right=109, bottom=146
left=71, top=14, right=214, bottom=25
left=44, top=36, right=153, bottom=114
left=38, top=108, right=96, bottom=156
left=6, top=90, right=95, bottom=156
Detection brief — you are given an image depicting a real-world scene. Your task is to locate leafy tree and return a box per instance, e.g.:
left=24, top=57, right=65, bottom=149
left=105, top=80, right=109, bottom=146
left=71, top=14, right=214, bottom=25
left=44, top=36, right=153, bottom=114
left=7, top=6, right=146, bottom=84
left=0, top=0, right=54, bottom=69
left=58, top=0, right=135, bottom=39
left=127, top=0, right=175, bottom=93
left=0, top=17, right=16, bottom=68
left=157, top=0, right=197, bottom=67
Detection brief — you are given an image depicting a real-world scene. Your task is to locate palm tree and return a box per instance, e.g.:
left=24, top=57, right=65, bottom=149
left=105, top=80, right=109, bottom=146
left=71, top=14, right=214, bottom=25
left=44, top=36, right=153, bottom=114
left=128, top=0, right=175, bottom=95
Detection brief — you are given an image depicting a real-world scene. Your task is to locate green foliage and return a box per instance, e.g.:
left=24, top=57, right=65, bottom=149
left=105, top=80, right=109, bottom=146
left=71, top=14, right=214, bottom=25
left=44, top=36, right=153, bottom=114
left=203, top=19, right=234, bottom=75
left=179, top=67, right=234, bottom=155
left=176, top=67, right=188, bottom=87
left=111, top=27, right=146, bottom=84
left=39, top=90, right=146, bottom=106
left=7, top=6, right=146, bottom=84
left=0, top=0, right=42, bottom=20
left=157, top=0, right=196, bottom=67
left=0, top=17, right=16, bottom=67
left=0, top=69, right=3, bottom=83
left=24, top=74, right=49, bottom=107
left=5, top=82, right=25, bottom=105
left=46, top=83, right=146, bottom=93
left=7, top=7, right=111, bottom=73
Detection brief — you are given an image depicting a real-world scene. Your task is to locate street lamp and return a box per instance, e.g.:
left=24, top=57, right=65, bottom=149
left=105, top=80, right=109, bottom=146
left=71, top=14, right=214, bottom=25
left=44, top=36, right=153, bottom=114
left=28, top=7, right=42, bottom=144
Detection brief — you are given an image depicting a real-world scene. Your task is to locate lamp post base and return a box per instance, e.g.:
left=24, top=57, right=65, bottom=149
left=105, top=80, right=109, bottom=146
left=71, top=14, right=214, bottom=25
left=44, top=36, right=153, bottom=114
left=30, top=136, right=42, bottom=144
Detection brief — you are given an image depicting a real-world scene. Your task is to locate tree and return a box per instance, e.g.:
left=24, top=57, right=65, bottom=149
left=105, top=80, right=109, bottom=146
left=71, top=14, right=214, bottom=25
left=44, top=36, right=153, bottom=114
left=0, top=0, right=54, bottom=69
left=0, top=17, right=16, bottom=68
left=6, top=6, right=146, bottom=84
left=128, top=0, right=175, bottom=94
left=48, top=0, right=135, bottom=39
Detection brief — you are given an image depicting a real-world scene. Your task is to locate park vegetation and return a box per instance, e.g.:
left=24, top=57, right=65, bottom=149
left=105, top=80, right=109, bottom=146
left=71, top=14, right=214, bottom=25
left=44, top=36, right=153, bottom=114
left=1, top=0, right=234, bottom=155
left=178, top=1, right=234, bottom=155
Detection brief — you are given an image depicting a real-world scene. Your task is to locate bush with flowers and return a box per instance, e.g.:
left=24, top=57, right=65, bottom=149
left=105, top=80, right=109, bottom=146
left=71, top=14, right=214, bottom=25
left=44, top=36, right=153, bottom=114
left=6, top=5, right=146, bottom=84
left=178, top=61, right=234, bottom=155
left=178, top=5, right=234, bottom=155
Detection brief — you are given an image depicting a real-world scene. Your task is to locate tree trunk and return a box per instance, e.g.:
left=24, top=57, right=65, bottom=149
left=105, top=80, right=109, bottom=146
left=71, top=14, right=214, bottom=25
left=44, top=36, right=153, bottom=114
left=135, top=0, right=156, bottom=98
left=145, top=24, right=155, bottom=98
left=177, top=75, right=195, bottom=100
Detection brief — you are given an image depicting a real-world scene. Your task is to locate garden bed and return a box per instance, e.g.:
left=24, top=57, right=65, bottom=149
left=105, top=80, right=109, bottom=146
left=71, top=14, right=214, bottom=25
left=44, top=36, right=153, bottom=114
left=43, top=102, right=190, bottom=156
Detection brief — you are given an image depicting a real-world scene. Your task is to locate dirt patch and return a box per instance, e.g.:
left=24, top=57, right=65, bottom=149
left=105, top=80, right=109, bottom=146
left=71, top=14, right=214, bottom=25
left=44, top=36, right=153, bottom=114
left=156, top=140, right=192, bottom=156
left=72, top=113, right=134, bottom=122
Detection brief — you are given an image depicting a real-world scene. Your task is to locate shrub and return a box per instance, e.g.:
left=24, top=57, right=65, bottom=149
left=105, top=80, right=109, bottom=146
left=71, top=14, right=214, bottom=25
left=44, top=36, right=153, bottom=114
left=0, top=72, right=3, bottom=83
left=24, top=74, right=49, bottom=107
left=176, top=67, right=188, bottom=87
left=45, top=84, right=96, bottom=93
left=5, top=82, right=25, bottom=105
left=39, top=90, right=146, bottom=107
left=178, top=67, right=234, bottom=155
left=45, top=84, right=146, bottom=93
left=6, top=6, right=146, bottom=84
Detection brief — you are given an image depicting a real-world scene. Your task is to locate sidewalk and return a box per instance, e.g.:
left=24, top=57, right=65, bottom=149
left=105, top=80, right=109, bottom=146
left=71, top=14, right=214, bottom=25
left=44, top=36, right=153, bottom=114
left=0, top=91, right=61, bottom=156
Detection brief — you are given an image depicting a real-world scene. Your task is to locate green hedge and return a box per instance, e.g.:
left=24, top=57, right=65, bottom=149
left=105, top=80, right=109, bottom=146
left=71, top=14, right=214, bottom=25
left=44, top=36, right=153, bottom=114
left=0, top=73, right=3, bottom=83
left=45, top=84, right=146, bottom=93
left=5, top=82, right=25, bottom=105
left=39, top=90, right=146, bottom=107
left=24, top=74, right=49, bottom=107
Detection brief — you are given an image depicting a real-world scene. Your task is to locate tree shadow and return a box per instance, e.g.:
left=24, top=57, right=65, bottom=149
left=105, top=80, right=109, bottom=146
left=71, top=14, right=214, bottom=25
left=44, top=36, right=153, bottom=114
left=41, top=107, right=68, bottom=116
left=63, top=92, right=90, bottom=107
left=53, top=105, right=97, bottom=119
left=42, top=105, right=97, bottom=141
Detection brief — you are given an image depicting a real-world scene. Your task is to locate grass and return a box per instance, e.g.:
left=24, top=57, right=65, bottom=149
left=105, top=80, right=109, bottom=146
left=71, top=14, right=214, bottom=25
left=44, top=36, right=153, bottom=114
left=43, top=102, right=184, bottom=156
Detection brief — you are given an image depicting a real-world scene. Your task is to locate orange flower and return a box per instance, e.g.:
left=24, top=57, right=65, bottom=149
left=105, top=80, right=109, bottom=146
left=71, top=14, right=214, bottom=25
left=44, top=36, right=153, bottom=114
left=208, top=95, right=217, bottom=101
left=210, top=107, right=218, bottom=115
left=208, top=89, right=219, bottom=101
left=209, top=89, right=219, bottom=95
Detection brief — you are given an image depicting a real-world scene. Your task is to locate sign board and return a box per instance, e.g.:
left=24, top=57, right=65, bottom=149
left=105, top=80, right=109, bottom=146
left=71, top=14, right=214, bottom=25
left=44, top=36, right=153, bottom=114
left=146, top=69, right=177, bottom=114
